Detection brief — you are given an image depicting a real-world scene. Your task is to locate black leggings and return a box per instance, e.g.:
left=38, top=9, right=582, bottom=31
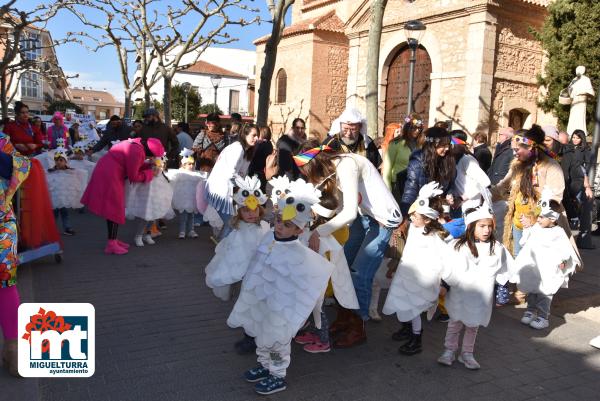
left=106, top=220, right=119, bottom=240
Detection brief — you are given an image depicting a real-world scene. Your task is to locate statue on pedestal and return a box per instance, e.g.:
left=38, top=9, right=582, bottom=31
left=565, top=66, right=595, bottom=135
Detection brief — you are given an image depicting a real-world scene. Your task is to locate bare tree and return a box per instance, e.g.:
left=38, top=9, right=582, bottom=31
left=365, top=0, right=388, bottom=139
left=0, top=0, right=78, bottom=119
left=256, top=0, right=294, bottom=127
left=123, top=0, right=258, bottom=126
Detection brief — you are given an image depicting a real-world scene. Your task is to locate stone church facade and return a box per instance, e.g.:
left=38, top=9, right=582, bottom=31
left=254, top=0, right=555, bottom=141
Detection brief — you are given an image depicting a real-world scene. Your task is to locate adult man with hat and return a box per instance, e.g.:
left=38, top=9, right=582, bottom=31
left=139, top=108, right=179, bottom=167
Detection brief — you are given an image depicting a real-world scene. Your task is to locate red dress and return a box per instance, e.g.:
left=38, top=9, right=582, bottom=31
left=81, top=138, right=153, bottom=224
left=3, top=121, right=43, bottom=156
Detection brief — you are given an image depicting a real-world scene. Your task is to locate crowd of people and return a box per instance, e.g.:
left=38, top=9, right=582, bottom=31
left=0, top=100, right=598, bottom=393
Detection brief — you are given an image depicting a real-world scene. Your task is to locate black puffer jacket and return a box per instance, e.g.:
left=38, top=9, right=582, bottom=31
left=322, top=134, right=381, bottom=168
left=487, top=140, right=513, bottom=185
left=400, top=150, right=453, bottom=215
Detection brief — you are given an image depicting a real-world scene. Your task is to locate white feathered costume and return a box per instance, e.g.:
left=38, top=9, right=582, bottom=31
left=45, top=148, right=88, bottom=209
left=205, top=175, right=270, bottom=301
left=165, top=149, right=207, bottom=213
left=383, top=182, right=454, bottom=322
left=227, top=179, right=335, bottom=349
left=511, top=188, right=580, bottom=296
left=125, top=158, right=175, bottom=221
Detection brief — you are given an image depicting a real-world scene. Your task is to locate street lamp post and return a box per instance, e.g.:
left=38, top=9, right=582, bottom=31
left=210, top=75, right=222, bottom=114
left=404, top=20, right=426, bottom=116
left=181, top=82, right=191, bottom=123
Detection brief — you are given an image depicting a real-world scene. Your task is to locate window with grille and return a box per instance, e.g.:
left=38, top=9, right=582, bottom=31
left=20, top=33, right=41, bottom=61
left=229, top=90, right=240, bottom=114
left=21, top=71, right=41, bottom=98
left=276, top=69, right=287, bottom=104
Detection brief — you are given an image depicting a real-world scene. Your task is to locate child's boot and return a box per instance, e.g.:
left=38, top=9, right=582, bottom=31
left=392, top=321, right=412, bottom=341
left=134, top=235, right=144, bottom=247
left=398, top=331, right=422, bottom=355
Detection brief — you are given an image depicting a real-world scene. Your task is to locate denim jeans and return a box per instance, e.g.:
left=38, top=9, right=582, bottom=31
left=179, top=212, right=194, bottom=234
left=344, top=214, right=393, bottom=320
left=512, top=225, right=523, bottom=256
left=217, top=210, right=233, bottom=240
left=53, top=208, right=71, bottom=231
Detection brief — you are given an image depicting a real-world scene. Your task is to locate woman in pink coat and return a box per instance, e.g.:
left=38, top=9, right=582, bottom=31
left=81, top=137, right=164, bottom=254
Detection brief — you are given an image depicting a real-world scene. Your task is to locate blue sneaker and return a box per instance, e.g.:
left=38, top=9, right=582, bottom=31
left=255, top=375, right=287, bottom=395
left=244, top=365, right=269, bottom=383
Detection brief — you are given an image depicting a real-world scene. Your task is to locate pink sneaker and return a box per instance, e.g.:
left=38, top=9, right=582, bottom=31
left=303, top=341, right=331, bottom=353
left=294, top=332, right=320, bottom=345
left=116, top=239, right=130, bottom=249
left=104, top=240, right=128, bottom=255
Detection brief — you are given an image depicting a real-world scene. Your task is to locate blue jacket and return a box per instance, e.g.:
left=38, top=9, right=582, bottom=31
left=400, top=150, right=453, bottom=215
left=443, top=218, right=466, bottom=239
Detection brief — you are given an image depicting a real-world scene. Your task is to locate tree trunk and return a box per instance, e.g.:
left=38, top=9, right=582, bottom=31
left=256, top=0, right=293, bottom=127
left=163, top=77, right=172, bottom=127
left=123, top=93, right=132, bottom=121
left=366, top=0, right=388, bottom=139
left=0, top=73, right=8, bottom=120
left=144, top=88, right=151, bottom=109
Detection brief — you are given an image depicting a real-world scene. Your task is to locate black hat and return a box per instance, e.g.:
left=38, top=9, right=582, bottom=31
left=424, top=126, right=450, bottom=142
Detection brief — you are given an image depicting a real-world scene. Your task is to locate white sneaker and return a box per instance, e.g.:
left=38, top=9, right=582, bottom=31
left=437, top=349, right=456, bottom=366
left=187, top=230, right=198, bottom=239
left=178, top=232, right=186, bottom=239
left=458, top=352, right=480, bottom=370
left=368, top=308, right=382, bottom=321
left=134, top=235, right=144, bottom=247
left=529, top=316, right=549, bottom=330
left=521, top=311, right=536, bottom=325
left=143, top=234, right=155, bottom=245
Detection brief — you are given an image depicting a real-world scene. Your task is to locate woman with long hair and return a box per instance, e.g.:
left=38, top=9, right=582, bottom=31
left=205, top=123, right=259, bottom=239
left=382, top=115, right=424, bottom=202
left=400, top=126, right=456, bottom=215
left=296, top=139, right=401, bottom=348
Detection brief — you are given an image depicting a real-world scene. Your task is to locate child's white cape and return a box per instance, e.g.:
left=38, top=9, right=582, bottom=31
left=68, top=159, right=96, bottom=182
left=205, top=220, right=270, bottom=301
left=445, top=241, right=513, bottom=327
left=227, top=232, right=334, bottom=348
left=512, top=225, right=579, bottom=296
left=46, top=169, right=88, bottom=209
left=382, top=225, right=454, bottom=322
left=165, top=169, right=207, bottom=213
left=125, top=173, right=175, bottom=221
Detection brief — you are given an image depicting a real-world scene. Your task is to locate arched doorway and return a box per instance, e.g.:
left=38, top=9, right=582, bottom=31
left=508, top=108, right=530, bottom=131
left=384, top=45, right=432, bottom=129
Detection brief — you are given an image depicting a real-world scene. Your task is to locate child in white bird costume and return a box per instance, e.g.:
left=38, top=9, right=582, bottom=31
left=165, top=148, right=207, bottom=239
left=437, top=197, right=514, bottom=370
left=46, top=147, right=88, bottom=235
left=227, top=178, right=334, bottom=396
left=383, top=181, right=453, bottom=356
left=69, top=141, right=96, bottom=182
left=294, top=190, right=359, bottom=354
left=511, top=187, right=581, bottom=330
left=205, top=175, right=269, bottom=301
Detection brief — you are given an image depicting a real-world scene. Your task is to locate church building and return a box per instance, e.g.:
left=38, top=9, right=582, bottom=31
left=254, top=0, right=555, bottom=140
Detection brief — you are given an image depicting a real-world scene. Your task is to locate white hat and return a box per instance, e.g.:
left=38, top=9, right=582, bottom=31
left=408, top=181, right=443, bottom=220
left=268, top=175, right=291, bottom=205
left=233, top=175, right=267, bottom=211
left=463, top=198, right=494, bottom=226
left=537, top=187, right=560, bottom=221
left=72, top=141, right=87, bottom=154
left=277, top=178, right=322, bottom=228
left=327, top=107, right=371, bottom=146
left=179, top=147, right=194, bottom=164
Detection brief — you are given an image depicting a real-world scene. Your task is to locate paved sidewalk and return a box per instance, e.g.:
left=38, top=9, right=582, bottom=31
left=1, top=212, right=599, bottom=401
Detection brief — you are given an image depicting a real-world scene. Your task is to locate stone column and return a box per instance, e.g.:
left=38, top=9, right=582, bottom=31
left=462, top=11, right=497, bottom=134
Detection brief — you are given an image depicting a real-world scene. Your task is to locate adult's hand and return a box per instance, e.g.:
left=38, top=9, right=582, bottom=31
left=265, top=149, right=278, bottom=181
left=308, top=230, right=320, bottom=252
left=585, top=186, right=593, bottom=200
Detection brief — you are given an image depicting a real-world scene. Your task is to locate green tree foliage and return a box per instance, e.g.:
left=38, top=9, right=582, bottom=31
left=132, top=99, right=163, bottom=120
left=537, top=0, right=600, bottom=132
left=198, top=103, right=223, bottom=116
left=47, top=100, right=83, bottom=114
left=170, top=84, right=201, bottom=122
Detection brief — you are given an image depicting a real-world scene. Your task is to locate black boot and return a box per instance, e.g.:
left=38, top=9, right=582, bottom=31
left=398, top=331, right=422, bottom=355
left=392, top=322, right=412, bottom=342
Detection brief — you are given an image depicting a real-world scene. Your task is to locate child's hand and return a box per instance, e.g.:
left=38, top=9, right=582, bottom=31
left=439, top=286, right=447, bottom=297
left=519, top=214, right=533, bottom=228
left=308, top=230, right=320, bottom=252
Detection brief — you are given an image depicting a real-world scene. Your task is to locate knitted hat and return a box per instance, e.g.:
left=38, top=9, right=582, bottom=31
left=542, top=125, right=559, bottom=141
left=233, top=175, right=267, bottom=211
left=277, top=178, right=322, bottom=228
left=146, top=138, right=165, bottom=157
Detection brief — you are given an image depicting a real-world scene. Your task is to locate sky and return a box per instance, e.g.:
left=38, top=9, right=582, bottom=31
left=22, top=1, right=284, bottom=102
